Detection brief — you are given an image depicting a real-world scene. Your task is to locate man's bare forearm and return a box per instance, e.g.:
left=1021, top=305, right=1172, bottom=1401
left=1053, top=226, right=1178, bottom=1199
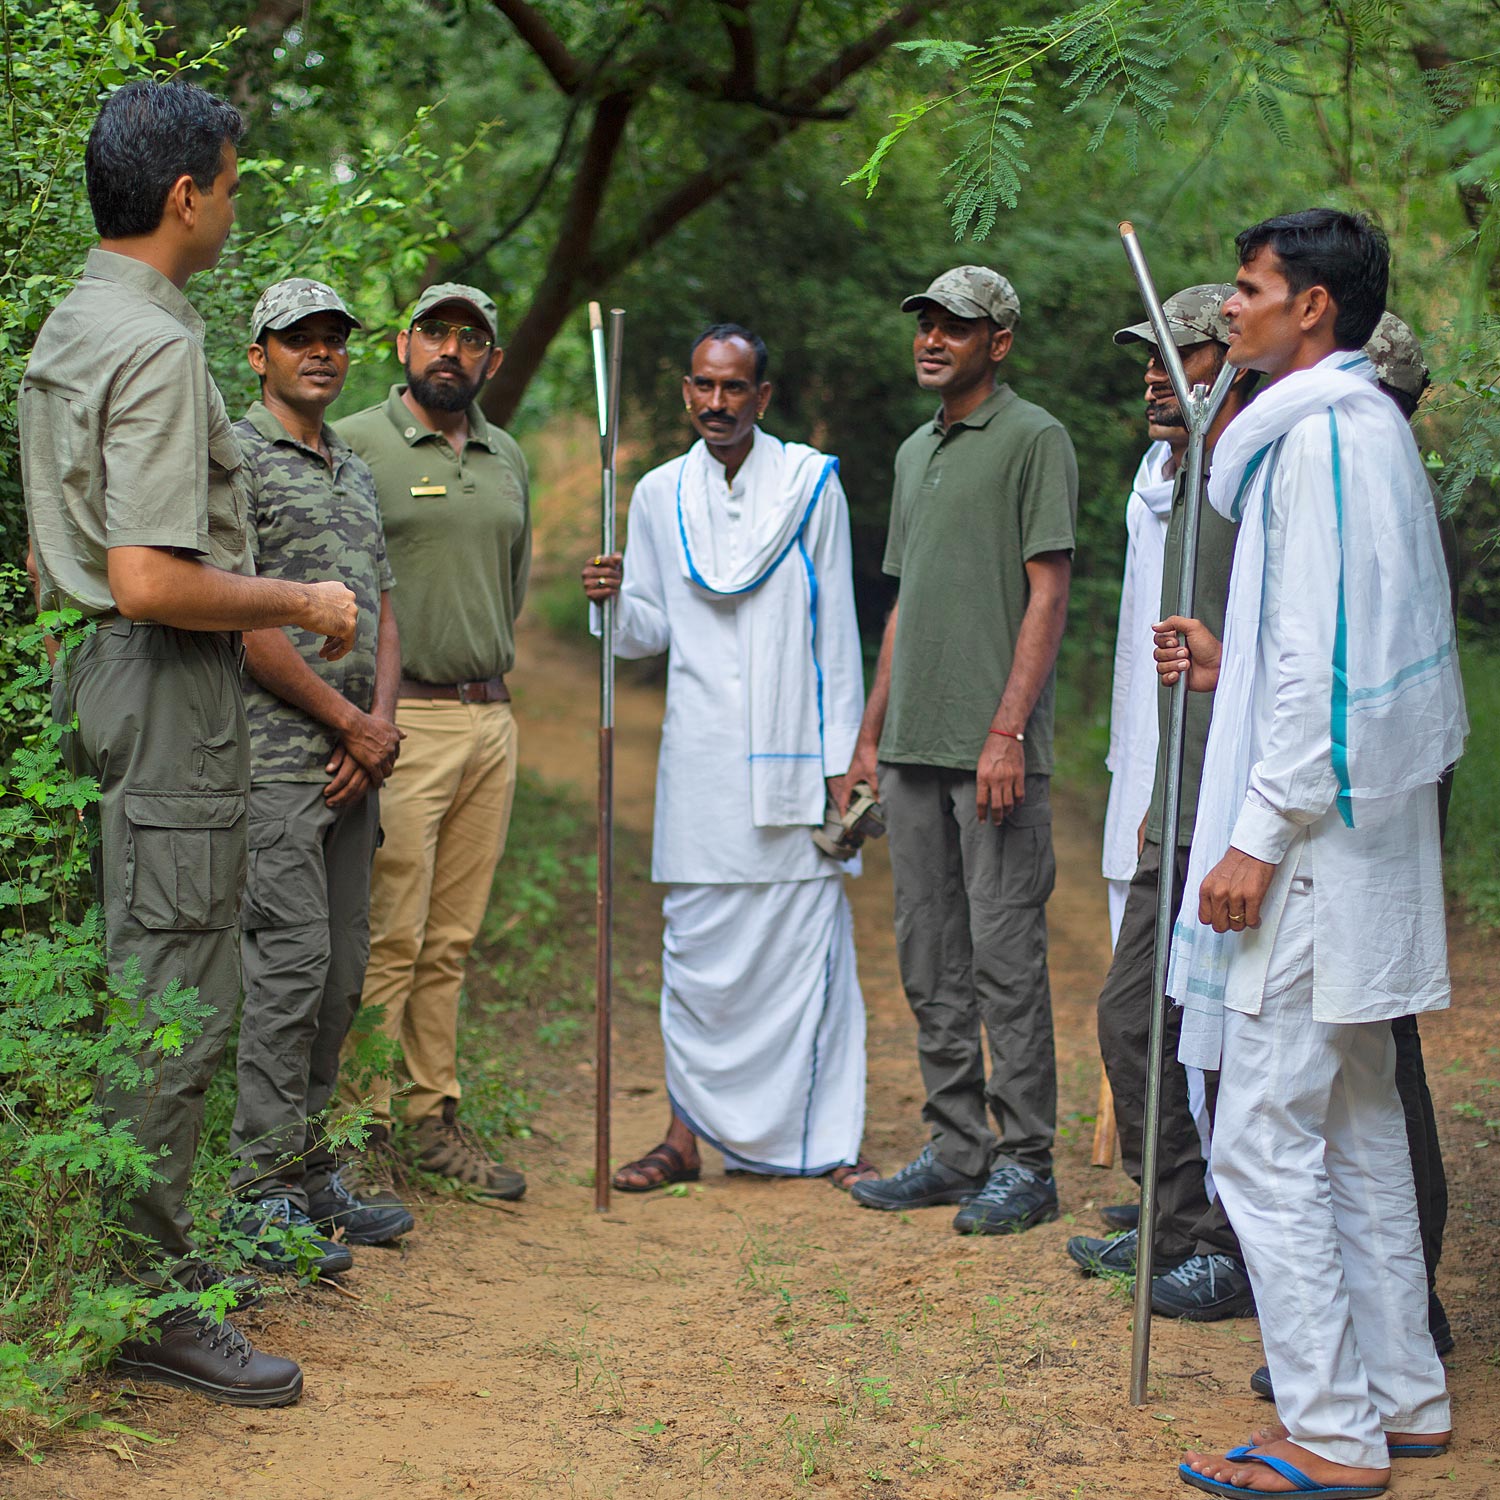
left=372, top=591, right=401, bottom=721
left=243, top=627, right=360, bottom=736
left=990, top=553, right=1070, bottom=735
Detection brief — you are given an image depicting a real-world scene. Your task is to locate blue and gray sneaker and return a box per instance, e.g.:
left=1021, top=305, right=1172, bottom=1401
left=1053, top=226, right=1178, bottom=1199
left=952, top=1162, right=1058, bottom=1236
left=849, top=1144, right=987, bottom=1211
left=1150, top=1252, right=1254, bottom=1320
left=1066, top=1227, right=1139, bottom=1275
left=220, top=1195, right=354, bottom=1278
left=307, top=1168, right=414, bottom=1246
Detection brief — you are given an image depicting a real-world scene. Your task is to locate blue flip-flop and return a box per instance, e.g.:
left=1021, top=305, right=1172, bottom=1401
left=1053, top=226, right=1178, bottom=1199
left=1385, top=1440, right=1448, bottom=1459
left=1179, top=1446, right=1386, bottom=1498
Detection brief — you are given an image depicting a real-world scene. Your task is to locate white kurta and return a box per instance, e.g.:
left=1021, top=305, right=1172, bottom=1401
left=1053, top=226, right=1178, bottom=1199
left=598, top=429, right=868, bottom=1172
left=1102, top=441, right=1173, bottom=942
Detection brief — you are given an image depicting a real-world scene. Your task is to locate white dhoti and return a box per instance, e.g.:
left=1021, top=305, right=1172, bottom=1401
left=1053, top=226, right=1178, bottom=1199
left=662, top=877, right=865, bottom=1175
left=1213, top=871, right=1451, bottom=1469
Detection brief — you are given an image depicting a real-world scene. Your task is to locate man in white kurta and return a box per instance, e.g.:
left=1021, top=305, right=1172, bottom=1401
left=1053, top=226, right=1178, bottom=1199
left=582, top=325, right=869, bottom=1190
left=1164, top=212, right=1464, bottom=1498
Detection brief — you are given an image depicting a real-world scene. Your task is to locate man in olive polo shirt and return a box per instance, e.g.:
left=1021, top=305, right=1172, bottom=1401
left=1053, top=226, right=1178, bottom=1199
left=846, top=267, right=1077, bottom=1235
left=20, top=80, right=355, bottom=1406
left=227, top=277, right=414, bottom=1268
left=336, top=282, right=530, bottom=1204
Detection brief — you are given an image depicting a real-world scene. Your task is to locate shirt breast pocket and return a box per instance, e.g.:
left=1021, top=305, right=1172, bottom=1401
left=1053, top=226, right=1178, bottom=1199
left=207, top=429, right=254, bottom=575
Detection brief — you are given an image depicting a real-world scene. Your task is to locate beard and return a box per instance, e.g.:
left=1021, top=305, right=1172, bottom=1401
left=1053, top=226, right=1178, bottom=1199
left=406, top=357, right=485, bottom=413
left=1145, top=400, right=1186, bottom=429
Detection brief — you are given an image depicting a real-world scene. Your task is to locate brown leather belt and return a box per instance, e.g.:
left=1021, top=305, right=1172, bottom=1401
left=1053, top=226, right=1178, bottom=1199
left=400, top=674, right=510, bottom=704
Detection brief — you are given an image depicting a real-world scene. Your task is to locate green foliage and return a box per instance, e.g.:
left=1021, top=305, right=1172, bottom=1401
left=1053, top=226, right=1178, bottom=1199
left=1446, top=644, right=1500, bottom=927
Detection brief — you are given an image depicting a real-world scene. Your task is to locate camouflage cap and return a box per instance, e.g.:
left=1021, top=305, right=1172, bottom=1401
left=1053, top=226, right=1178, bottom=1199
left=901, top=266, right=1021, bottom=327
left=410, top=282, right=499, bottom=341
left=251, top=278, right=362, bottom=341
left=1364, top=311, right=1428, bottom=398
left=1113, top=283, right=1233, bottom=349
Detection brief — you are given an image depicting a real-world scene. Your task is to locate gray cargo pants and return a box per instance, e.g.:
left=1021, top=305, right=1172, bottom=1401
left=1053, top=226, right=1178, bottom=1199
left=880, top=763, right=1058, bottom=1178
left=230, top=780, right=380, bottom=1208
left=57, top=620, right=248, bottom=1282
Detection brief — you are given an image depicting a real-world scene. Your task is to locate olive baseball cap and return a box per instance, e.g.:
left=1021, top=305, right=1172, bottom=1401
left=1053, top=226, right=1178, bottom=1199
left=251, top=278, right=362, bottom=341
left=901, top=266, right=1021, bottom=326
left=1114, top=283, right=1233, bottom=348
left=409, top=282, right=499, bottom=341
left=1364, top=311, right=1428, bottom=398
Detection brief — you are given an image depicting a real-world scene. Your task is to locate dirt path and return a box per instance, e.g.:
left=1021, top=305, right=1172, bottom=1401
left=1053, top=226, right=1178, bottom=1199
left=14, top=622, right=1498, bottom=1500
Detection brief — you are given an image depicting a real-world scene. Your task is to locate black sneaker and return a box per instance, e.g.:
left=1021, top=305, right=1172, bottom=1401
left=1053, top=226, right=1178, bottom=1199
left=1429, top=1291, right=1455, bottom=1357
left=1249, top=1364, right=1274, bottom=1400
left=952, top=1162, right=1059, bottom=1236
left=308, top=1169, right=414, bottom=1246
left=1066, top=1227, right=1139, bottom=1276
left=114, top=1306, right=302, bottom=1407
left=1150, top=1253, right=1255, bottom=1320
left=849, top=1144, right=986, bottom=1211
left=221, top=1195, right=354, bottom=1278
left=1101, top=1201, right=1140, bottom=1231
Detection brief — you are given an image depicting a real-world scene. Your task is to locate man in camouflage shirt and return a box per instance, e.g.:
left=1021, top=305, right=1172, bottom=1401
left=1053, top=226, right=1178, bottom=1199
left=226, top=278, right=414, bottom=1264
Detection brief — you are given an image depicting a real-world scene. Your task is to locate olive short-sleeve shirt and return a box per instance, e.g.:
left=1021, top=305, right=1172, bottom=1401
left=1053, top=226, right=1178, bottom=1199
left=880, top=383, right=1078, bottom=775
left=335, top=387, right=530, bottom=685
left=20, top=249, right=253, bottom=616
left=235, top=402, right=395, bottom=781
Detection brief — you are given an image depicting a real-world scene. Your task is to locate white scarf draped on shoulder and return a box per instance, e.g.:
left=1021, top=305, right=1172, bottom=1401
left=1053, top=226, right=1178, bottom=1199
left=674, top=432, right=841, bottom=828
left=1168, top=351, right=1467, bottom=1067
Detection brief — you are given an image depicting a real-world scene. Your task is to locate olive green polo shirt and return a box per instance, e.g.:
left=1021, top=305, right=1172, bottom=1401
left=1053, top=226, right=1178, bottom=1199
left=1146, top=465, right=1238, bottom=847
left=20, top=249, right=253, bottom=618
left=235, top=401, right=394, bottom=781
left=879, top=383, right=1078, bottom=775
left=335, top=386, right=530, bottom=684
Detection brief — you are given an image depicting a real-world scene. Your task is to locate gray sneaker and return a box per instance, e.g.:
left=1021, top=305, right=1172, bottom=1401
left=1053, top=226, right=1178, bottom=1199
left=1066, top=1227, right=1138, bottom=1276
left=308, top=1168, right=414, bottom=1246
left=1150, top=1253, right=1255, bottom=1320
left=951, top=1162, right=1058, bottom=1236
left=849, top=1144, right=986, bottom=1210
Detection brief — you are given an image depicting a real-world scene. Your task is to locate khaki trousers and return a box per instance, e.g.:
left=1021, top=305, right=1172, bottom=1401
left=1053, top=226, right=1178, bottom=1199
left=343, top=698, right=517, bottom=1125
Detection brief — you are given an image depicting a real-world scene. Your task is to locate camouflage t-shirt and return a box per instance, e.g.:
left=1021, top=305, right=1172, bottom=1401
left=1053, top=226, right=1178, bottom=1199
left=235, top=401, right=395, bottom=781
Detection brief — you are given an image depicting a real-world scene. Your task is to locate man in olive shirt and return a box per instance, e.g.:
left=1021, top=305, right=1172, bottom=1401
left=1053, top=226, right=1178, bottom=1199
left=847, top=267, right=1077, bottom=1235
left=227, top=278, right=414, bottom=1268
left=1064, top=289, right=1258, bottom=1320
left=336, top=283, right=530, bottom=1203
left=20, top=81, right=355, bottom=1406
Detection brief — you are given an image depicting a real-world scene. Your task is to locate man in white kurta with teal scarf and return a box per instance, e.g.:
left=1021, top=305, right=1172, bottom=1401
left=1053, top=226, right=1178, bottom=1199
left=1158, top=212, right=1465, bottom=1500
left=582, top=324, right=872, bottom=1193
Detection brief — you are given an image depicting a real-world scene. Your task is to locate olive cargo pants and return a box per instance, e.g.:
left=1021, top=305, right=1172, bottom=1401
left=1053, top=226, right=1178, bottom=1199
left=230, top=780, right=380, bottom=1208
left=57, top=621, right=248, bottom=1281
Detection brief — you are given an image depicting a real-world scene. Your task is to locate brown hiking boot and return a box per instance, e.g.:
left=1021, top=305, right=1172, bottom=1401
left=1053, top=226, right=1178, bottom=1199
left=410, top=1099, right=526, bottom=1203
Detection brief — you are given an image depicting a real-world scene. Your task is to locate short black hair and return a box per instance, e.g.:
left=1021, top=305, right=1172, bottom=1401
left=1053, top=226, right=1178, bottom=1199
left=689, top=323, right=768, bottom=384
left=1234, top=209, right=1388, bottom=350
left=85, top=80, right=244, bottom=239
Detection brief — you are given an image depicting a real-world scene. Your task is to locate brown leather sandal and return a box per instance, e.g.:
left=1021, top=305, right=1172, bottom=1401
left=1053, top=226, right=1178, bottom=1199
left=612, top=1141, right=701, bottom=1193
left=828, top=1157, right=880, bottom=1191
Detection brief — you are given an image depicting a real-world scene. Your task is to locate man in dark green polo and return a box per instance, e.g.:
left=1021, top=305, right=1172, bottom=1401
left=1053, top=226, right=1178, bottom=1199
left=226, top=278, right=415, bottom=1271
left=335, top=283, right=530, bottom=1206
left=845, top=266, right=1077, bottom=1234
left=20, top=80, right=357, bottom=1405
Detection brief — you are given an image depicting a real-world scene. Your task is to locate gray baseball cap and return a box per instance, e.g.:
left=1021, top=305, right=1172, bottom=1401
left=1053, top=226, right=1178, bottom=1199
left=251, top=278, right=362, bottom=341
left=409, top=282, right=499, bottom=341
left=1364, top=311, right=1428, bottom=398
left=1114, top=283, right=1233, bottom=349
left=901, top=266, right=1021, bottom=327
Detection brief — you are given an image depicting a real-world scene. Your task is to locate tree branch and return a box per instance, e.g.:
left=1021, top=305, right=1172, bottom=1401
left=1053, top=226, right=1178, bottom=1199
left=721, top=0, right=757, bottom=99
left=487, top=0, right=584, bottom=93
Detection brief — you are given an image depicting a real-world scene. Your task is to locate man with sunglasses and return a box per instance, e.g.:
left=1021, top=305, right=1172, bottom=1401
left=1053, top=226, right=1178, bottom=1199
left=334, top=284, right=531, bottom=1205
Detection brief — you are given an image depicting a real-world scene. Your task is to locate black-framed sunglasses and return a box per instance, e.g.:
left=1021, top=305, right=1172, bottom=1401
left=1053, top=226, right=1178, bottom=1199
left=411, top=318, right=494, bottom=355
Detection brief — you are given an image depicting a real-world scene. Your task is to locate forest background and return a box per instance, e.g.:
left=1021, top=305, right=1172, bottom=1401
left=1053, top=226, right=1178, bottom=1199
left=0, top=0, right=1497, bottom=1456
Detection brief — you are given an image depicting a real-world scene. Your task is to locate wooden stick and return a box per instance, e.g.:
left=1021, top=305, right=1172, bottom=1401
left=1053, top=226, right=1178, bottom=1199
left=1091, top=1066, right=1117, bottom=1168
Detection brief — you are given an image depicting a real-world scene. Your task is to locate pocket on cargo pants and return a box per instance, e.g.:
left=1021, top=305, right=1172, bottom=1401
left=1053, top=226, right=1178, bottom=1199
left=123, top=790, right=247, bottom=931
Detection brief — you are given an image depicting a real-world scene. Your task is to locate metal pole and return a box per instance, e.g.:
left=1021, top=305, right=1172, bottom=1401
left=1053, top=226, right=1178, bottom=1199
left=590, top=302, right=625, bottom=1212
left=1117, top=223, right=1236, bottom=1404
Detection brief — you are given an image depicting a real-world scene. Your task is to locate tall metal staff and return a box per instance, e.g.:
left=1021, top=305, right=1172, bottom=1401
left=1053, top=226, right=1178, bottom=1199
left=589, top=302, right=625, bottom=1213
left=1116, top=224, right=1236, bottom=1404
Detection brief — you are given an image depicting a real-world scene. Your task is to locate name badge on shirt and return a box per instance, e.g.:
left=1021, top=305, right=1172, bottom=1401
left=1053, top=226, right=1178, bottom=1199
left=410, top=480, right=447, bottom=496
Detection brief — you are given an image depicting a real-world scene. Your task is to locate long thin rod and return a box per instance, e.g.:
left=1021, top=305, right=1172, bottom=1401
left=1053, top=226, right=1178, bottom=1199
left=590, top=302, right=624, bottom=1213
left=1118, top=223, right=1235, bottom=1405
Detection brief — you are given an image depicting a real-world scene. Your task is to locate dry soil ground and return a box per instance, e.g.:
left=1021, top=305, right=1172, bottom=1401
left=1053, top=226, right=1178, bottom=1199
left=7, top=619, right=1498, bottom=1500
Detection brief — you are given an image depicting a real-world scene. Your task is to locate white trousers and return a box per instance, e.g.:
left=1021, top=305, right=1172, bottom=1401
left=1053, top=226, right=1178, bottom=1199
left=662, top=877, right=866, bottom=1175
left=1213, top=874, right=1451, bottom=1469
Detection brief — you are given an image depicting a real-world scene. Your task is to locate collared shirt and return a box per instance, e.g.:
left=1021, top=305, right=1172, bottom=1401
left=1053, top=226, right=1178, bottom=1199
left=1145, top=463, right=1240, bottom=847
left=235, top=401, right=394, bottom=781
left=334, top=386, right=529, bottom=684
left=20, top=248, right=252, bottom=617
left=879, top=382, right=1077, bottom=775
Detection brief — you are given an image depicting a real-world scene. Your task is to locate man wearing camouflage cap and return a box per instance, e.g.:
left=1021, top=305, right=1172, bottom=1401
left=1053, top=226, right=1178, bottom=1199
left=845, top=267, right=1078, bottom=1234
left=226, top=278, right=414, bottom=1267
left=335, top=283, right=531, bottom=1204
left=1065, top=285, right=1260, bottom=1319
